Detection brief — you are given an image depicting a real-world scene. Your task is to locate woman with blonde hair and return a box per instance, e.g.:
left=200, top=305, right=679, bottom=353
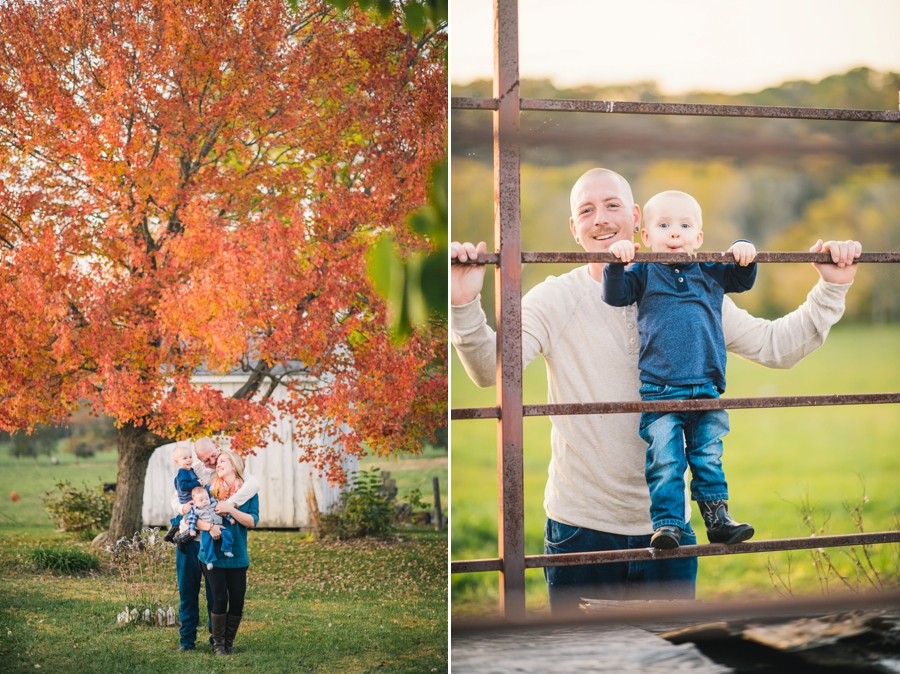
left=201, top=448, right=259, bottom=656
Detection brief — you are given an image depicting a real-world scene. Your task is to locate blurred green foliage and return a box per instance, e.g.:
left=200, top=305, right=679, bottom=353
left=369, top=160, right=448, bottom=338
left=300, top=0, right=447, bottom=38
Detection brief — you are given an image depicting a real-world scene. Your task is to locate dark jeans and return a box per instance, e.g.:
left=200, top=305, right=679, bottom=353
left=544, top=518, right=698, bottom=615
left=639, top=382, right=730, bottom=529
left=202, top=566, right=248, bottom=617
left=175, top=540, right=215, bottom=648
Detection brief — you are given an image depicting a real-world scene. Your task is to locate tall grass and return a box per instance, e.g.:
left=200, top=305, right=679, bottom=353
left=450, top=324, right=900, bottom=615
left=26, top=546, right=100, bottom=574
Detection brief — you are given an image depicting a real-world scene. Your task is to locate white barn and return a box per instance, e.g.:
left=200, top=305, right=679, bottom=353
left=141, top=370, right=356, bottom=530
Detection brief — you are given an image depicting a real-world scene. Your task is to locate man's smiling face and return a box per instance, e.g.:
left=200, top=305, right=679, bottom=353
left=569, top=170, right=641, bottom=253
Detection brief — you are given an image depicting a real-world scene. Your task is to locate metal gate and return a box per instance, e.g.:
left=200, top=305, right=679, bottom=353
left=450, top=0, right=900, bottom=619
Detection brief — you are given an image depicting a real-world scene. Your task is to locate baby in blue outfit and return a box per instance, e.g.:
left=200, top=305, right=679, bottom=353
left=189, top=486, right=234, bottom=569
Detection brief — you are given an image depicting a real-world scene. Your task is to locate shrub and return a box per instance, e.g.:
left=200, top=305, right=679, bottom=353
left=43, top=480, right=115, bottom=540
left=405, top=488, right=431, bottom=512
left=27, top=546, right=100, bottom=574
left=320, top=468, right=395, bottom=539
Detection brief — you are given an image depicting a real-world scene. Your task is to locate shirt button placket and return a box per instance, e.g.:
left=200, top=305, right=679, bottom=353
left=625, top=306, right=638, bottom=354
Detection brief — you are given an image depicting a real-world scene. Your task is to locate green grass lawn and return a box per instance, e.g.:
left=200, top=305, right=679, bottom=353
left=450, top=323, right=900, bottom=616
left=0, top=452, right=448, bottom=673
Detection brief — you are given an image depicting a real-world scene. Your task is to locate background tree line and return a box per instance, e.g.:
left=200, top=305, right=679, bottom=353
left=452, top=68, right=900, bottom=324
left=1, top=409, right=117, bottom=460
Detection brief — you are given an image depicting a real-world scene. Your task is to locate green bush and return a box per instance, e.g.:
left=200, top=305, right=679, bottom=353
left=320, top=468, right=395, bottom=539
left=43, top=480, right=115, bottom=540
left=404, top=488, right=431, bottom=512
left=27, top=546, right=100, bottom=574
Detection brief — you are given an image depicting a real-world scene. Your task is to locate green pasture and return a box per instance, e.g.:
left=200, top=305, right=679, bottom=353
left=450, top=323, right=900, bottom=616
left=0, top=451, right=448, bottom=673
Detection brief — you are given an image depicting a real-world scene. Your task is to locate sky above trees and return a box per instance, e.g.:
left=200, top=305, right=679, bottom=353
left=450, top=0, right=900, bottom=93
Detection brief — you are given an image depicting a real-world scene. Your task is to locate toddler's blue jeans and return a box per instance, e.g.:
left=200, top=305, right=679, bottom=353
left=200, top=528, right=234, bottom=569
left=639, top=382, right=730, bottom=530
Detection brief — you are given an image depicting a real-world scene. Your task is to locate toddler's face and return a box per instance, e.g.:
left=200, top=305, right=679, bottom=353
left=192, top=491, right=210, bottom=508
left=173, top=452, right=194, bottom=470
left=641, top=194, right=703, bottom=256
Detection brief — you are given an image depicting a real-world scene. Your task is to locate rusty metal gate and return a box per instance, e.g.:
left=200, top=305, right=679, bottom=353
left=450, top=0, right=900, bottom=619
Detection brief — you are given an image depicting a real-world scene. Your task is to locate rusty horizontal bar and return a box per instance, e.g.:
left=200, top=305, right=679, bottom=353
left=452, top=96, right=900, bottom=123
left=452, top=406, right=501, bottom=420
left=450, top=392, right=900, bottom=420
left=451, top=531, right=900, bottom=574
left=451, top=96, right=498, bottom=110
left=451, top=557, right=504, bottom=574
left=528, top=531, right=900, bottom=568
left=524, top=251, right=900, bottom=264
left=452, top=251, right=900, bottom=266
left=520, top=99, right=900, bottom=123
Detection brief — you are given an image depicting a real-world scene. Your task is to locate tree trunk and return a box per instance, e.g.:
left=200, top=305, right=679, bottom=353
left=107, top=422, right=170, bottom=540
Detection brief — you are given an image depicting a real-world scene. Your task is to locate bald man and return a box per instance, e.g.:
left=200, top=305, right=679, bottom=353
left=170, top=438, right=260, bottom=651
left=450, top=168, right=862, bottom=614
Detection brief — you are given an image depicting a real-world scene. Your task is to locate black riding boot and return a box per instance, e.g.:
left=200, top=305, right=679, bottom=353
left=224, top=614, right=242, bottom=655
left=698, top=499, right=754, bottom=545
left=211, top=613, right=228, bottom=656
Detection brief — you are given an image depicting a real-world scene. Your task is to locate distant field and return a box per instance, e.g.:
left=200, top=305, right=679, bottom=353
left=0, top=451, right=118, bottom=530
left=450, top=324, right=900, bottom=616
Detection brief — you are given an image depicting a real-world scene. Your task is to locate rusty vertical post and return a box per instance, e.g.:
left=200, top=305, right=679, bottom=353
left=493, top=0, right=525, bottom=620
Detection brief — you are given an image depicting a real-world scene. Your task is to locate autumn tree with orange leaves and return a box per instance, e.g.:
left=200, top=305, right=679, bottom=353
left=0, top=0, right=447, bottom=539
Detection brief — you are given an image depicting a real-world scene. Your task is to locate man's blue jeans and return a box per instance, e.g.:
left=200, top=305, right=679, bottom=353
left=175, top=540, right=215, bottom=649
left=544, top=519, right=697, bottom=614
left=639, top=382, right=730, bottom=530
